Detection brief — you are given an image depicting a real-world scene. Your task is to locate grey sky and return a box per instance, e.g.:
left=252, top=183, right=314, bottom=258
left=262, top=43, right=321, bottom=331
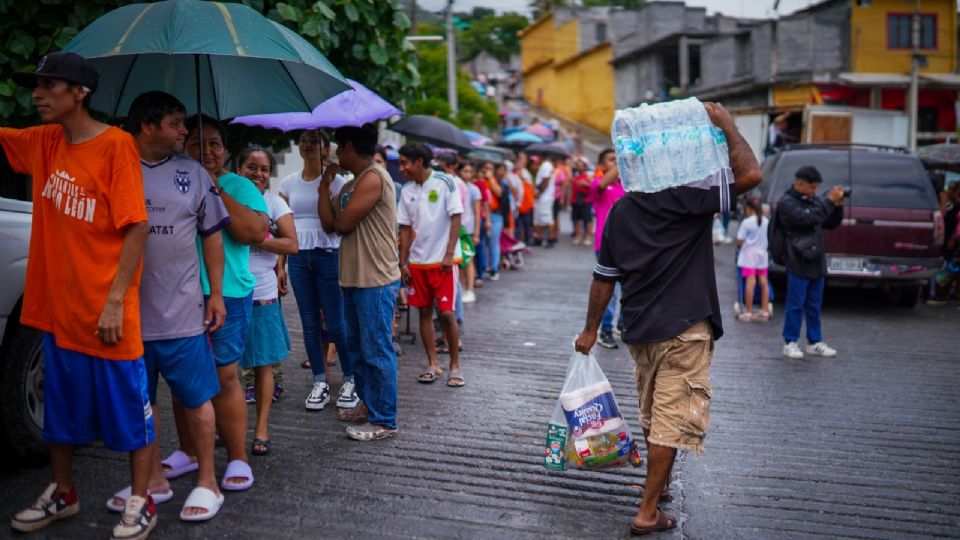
left=416, top=0, right=820, bottom=19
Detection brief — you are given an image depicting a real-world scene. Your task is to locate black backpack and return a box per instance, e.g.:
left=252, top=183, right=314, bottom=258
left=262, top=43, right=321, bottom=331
left=768, top=203, right=787, bottom=266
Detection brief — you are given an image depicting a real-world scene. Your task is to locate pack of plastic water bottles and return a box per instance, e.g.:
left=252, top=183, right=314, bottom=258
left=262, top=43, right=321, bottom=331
left=612, top=97, right=732, bottom=197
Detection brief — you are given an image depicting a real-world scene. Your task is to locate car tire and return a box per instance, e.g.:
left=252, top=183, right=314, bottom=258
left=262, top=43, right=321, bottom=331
left=887, top=285, right=921, bottom=308
left=0, top=325, right=49, bottom=467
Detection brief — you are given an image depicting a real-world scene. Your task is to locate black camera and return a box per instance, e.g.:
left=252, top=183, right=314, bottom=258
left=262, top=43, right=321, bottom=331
left=842, top=187, right=852, bottom=197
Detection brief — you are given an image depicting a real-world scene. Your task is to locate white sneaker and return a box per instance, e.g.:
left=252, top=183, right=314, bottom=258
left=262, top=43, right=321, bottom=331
left=462, top=290, right=476, bottom=304
left=336, top=381, right=360, bottom=409
left=783, top=341, right=804, bottom=359
left=806, top=342, right=837, bottom=358
left=305, top=382, right=331, bottom=411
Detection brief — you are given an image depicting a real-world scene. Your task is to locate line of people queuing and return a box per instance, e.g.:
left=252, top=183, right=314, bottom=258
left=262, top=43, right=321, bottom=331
left=1, top=51, right=636, bottom=540
left=1, top=51, right=407, bottom=539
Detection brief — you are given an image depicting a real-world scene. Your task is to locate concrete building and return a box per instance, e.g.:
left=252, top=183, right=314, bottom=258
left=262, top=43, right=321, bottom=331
left=612, top=0, right=959, bottom=140
left=611, top=2, right=751, bottom=108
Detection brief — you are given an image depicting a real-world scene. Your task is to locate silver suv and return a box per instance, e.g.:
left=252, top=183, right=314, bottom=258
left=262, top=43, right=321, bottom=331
left=0, top=196, right=47, bottom=466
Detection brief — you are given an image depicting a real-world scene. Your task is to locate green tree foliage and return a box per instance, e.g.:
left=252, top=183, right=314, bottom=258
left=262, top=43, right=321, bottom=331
left=406, top=25, right=498, bottom=131
left=0, top=0, right=130, bottom=128
left=251, top=0, right=418, bottom=106
left=458, top=12, right=529, bottom=63
left=0, top=0, right=131, bottom=198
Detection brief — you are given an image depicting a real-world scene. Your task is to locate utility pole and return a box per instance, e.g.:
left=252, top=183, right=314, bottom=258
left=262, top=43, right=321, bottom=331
left=907, top=0, right=920, bottom=152
left=445, top=0, right=458, bottom=115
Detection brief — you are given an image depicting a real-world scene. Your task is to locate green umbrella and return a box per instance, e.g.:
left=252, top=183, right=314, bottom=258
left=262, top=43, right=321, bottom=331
left=61, top=0, right=350, bottom=119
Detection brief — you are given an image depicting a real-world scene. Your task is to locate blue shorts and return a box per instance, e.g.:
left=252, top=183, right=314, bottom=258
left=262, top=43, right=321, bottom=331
left=207, top=293, right=253, bottom=366
left=144, top=334, right=220, bottom=408
left=42, top=333, right=155, bottom=452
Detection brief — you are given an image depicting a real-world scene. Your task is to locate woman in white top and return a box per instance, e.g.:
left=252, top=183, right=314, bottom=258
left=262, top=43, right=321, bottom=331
left=279, top=130, right=358, bottom=412
left=236, top=146, right=297, bottom=455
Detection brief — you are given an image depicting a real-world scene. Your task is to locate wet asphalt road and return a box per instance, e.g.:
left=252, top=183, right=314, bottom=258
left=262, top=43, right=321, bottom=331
left=1, top=218, right=958, bottom=539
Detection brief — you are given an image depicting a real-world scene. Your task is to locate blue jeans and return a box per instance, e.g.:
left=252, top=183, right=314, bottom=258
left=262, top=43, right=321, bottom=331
left=782, top=271, right=825, bottom=343
left=343, top=281, right=400, bottom=430
left=476, top=217, right=488, bottom=278
left=601, top=283, right=623, bottom=334
left=287, top=248, right=355, bottom=383
left=489, top=213, right=504, bottom=274
left=517, top=212, right=534, bottom=245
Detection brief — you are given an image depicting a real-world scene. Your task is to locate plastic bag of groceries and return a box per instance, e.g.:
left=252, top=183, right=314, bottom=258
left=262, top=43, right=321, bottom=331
left=543, top=348, right=642, bottom=471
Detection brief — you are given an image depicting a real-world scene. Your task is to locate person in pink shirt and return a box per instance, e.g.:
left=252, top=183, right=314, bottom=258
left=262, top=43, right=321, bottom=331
left=590, top=148, right=625, bottom=349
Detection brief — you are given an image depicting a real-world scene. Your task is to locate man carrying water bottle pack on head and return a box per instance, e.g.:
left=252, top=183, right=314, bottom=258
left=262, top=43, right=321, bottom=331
left=576, top=101, right=762, bottom=536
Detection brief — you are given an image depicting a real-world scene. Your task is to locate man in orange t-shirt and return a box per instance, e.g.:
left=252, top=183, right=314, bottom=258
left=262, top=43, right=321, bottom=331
left=1, top=53, right=157, bottom=540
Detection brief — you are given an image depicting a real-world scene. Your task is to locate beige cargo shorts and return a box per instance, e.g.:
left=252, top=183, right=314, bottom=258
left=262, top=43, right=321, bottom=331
left=626, top=320, right=714, bottom=453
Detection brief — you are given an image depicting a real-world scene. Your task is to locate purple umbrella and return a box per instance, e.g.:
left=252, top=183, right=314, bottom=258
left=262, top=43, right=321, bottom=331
left=231, top=79, right=400, bottom=131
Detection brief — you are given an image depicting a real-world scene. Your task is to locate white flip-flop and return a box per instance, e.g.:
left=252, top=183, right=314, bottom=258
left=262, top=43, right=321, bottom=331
left=179, top=486, right=225, bottom=522
left=105, top=486, right=174, bottom=512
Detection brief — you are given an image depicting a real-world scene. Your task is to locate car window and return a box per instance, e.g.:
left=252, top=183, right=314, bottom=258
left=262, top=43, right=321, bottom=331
left=850, top=153, right=936, bottom=209
left=769, top=151, right=850, bottom=201
left=758, top=155, right=779, bottom=201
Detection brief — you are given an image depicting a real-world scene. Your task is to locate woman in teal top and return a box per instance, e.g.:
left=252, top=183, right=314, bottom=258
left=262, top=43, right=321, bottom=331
left=161, top=115, right=267, bottom=493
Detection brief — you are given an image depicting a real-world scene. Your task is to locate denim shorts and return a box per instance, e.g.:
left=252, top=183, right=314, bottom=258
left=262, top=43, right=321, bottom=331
left=207, top=293, right=253, bottom=366
left=144, top=334, right=220, bottom=408
left=42, top=333, right=155, bottom=452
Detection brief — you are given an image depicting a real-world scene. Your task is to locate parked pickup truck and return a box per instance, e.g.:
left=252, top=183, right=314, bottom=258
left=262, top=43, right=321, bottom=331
left=0, top=196, right=47, bottom=466
left=759, top=144, right=943, bottom=307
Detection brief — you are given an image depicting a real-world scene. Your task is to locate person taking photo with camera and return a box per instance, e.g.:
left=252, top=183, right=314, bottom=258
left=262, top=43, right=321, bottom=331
left=774, top=165, right=845, bottom=359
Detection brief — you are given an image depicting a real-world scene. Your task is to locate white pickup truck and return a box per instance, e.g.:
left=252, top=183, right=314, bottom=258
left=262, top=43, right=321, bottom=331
left=0, top=196, right=47, bottom=466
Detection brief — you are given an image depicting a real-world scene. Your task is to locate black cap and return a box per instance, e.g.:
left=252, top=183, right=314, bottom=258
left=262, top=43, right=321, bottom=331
left=12, top=52, right=99, bottom=93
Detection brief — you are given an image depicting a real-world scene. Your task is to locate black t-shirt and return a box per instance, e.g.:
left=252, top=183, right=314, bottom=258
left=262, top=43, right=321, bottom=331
left=594, top=184, right=731, bottom=344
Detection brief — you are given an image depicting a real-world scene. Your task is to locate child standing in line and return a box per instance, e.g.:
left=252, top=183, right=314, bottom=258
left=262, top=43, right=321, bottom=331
left=736, top=196, right=770, bottom=321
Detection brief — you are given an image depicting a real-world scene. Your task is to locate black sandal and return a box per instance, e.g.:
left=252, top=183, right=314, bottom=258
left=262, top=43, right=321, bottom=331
left=252, top=438, right=271, bottom=456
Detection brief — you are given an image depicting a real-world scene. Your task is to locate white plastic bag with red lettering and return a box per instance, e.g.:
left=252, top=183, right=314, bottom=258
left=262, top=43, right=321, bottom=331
left=543, top=348, right=642, bottom=471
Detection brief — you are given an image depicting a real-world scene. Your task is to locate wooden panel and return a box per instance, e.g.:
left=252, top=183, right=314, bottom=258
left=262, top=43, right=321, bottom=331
left=808, top=113, right=853, bottom=143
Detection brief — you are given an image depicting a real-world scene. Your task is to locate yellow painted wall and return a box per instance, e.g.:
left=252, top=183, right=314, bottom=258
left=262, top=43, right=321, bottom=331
left=523, top=64, right=558, bottom=112
left=520, top=12, right=615, bottom=134
left=520, top=14, right=555, bottom=74
left=851, top=0, right=957, bottom=73
left=557, top=45, right=615, bottom=133
left=554, top=18, right=580, bottom=64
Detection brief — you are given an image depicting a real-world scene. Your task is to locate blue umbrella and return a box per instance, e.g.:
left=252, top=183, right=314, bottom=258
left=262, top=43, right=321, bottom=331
left=231, top=79, right=400, bottom=131
left=504, top=131, right=543, bottom=144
